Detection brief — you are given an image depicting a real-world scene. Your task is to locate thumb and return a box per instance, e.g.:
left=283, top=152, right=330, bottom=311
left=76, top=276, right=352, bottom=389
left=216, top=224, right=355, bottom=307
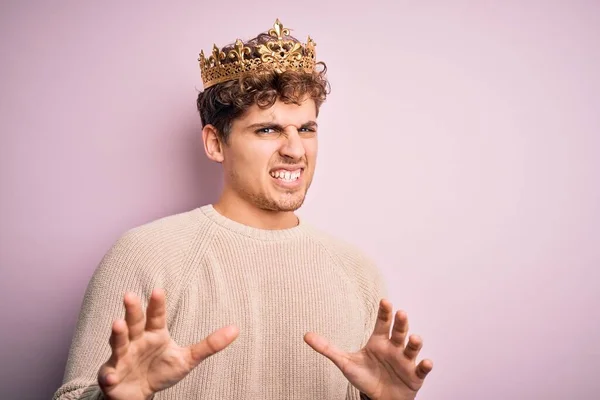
left=304, top=332, right=351, bottom=372
left=189, top=325, right=239, bottom=366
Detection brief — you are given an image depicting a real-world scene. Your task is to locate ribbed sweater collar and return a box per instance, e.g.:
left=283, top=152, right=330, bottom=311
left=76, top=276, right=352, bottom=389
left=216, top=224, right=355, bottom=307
left=199, top=204, right=309, bottom=241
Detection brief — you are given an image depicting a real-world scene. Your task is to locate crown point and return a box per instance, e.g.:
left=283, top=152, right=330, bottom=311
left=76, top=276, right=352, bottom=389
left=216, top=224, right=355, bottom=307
left=270, top=18, right=287, bottom=39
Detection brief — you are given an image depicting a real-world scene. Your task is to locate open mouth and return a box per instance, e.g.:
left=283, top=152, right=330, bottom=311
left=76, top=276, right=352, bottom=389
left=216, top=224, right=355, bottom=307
left=269, top=168, right=303, bottom=183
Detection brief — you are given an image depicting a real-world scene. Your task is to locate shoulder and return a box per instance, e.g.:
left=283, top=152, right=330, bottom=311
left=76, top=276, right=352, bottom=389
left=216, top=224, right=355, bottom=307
left=121, top=207, right=208, bottom=246
left=302, top=221, right=388, bottom=312
left=302, top=222, right=372, bottom=266
left=302, top=223, right=385, bottom=288
left=94, top=207, right=214, bottom=286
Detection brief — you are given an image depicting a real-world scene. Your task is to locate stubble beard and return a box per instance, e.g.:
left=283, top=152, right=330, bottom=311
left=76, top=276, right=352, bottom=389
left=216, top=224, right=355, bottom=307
left=230, top=169, right=311, bottom=212
left=256, top=189, right=307, bottom=212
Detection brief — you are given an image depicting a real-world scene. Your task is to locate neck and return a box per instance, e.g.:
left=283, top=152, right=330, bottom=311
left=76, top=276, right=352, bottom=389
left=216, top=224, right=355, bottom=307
left=213, top=191, right=299, bottom=230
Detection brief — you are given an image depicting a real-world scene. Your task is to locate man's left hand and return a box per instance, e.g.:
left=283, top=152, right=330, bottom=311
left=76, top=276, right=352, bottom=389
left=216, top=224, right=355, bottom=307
left=304, top=299, right=433, bottom=400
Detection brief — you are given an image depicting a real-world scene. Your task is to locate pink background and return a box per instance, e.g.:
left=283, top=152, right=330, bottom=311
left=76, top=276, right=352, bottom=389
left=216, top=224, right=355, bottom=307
left=1, top=1, right=599, bottom=399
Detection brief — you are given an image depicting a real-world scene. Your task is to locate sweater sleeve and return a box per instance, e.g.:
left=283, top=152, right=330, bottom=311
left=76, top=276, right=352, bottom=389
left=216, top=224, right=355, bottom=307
left=344, top=251, right=388, bottom=400
left=53, top=230, right=185, bottom=400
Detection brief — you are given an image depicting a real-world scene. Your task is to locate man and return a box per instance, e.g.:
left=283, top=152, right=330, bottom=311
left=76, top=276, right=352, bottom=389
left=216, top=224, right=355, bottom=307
left=53, top=19, right=433, bottom=400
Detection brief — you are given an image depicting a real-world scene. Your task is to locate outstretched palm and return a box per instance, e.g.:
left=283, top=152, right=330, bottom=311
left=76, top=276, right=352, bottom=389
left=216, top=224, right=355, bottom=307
left=304, top=299, right=433, bottom=400
left=98, top=289, right=239, bottom=400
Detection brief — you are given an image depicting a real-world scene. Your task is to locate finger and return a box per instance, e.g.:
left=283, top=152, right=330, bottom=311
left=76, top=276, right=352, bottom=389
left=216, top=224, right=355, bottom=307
left=108, top=319, right=130, bottom=361
left=145, top=288, right=166, bottom=331
left=415, top=359, right=434, bottom=380
left=98, top=364, right=120, bottom=390
left=99, top=320, right=131, bottom=390
left=188, top=325, right=240, bottom=366
left=390, top=310, right=409, bottom=347
left=123, top=292, right=146, bottom=340
left=304, top=332, right=352, bottom=372
left=403, top=334, right=422, bottom=360
left=372, top=299, right=394, bottom=338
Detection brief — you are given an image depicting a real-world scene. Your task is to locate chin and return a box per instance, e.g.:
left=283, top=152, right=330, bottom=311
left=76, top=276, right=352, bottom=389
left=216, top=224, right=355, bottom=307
left=257, top=192, right=306, bottom=212
left=274, top=202, right=304, bottom=212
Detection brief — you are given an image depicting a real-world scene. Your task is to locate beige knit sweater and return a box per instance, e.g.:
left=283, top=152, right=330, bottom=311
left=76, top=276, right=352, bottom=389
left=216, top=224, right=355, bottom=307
left=53, top=205, right=387, bottom=399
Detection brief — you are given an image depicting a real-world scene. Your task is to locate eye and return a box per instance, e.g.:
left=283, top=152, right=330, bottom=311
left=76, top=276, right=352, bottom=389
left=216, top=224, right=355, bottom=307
left=299, top=127, right=317, bottom=135
left=256, top=127, right=277, bottom=134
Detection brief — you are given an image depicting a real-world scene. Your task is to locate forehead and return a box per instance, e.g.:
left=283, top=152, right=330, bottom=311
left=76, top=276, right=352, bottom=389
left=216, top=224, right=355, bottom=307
left=234, top=98, right=317, bottom=128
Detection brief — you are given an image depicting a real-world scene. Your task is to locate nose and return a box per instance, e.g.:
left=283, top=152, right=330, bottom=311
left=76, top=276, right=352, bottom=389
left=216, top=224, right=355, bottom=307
left=279, top=128, right=306, bottom=160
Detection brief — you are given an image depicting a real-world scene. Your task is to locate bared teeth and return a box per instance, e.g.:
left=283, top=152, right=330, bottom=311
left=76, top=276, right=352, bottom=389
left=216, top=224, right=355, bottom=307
left=270, top=169, right=301, bottom=181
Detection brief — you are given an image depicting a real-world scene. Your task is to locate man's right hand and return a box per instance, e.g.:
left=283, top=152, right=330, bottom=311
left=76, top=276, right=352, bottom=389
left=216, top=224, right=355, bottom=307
left=97, top=288, right=239, bottom=400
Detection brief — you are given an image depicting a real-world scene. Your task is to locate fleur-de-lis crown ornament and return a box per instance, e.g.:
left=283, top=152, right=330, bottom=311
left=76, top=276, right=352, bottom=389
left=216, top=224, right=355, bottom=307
left=198, top=19, right=317, bottom=89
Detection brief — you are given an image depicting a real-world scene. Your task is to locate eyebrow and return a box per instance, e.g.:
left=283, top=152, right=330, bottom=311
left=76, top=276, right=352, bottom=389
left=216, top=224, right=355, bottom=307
left=245, top=120, right=318, bottom=130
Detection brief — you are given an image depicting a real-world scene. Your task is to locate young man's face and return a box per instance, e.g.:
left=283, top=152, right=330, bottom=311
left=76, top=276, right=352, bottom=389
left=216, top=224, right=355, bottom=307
left=221, top=97, right=318, bottom=212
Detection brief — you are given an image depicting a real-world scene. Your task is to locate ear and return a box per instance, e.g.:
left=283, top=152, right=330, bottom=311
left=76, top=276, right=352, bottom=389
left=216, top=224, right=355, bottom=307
left=202, top=124, right=225, bottom=163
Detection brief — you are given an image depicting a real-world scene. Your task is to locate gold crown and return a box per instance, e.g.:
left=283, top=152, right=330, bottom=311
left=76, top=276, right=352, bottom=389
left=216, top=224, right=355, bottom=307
left=198, top=19, right=317, bottom=89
